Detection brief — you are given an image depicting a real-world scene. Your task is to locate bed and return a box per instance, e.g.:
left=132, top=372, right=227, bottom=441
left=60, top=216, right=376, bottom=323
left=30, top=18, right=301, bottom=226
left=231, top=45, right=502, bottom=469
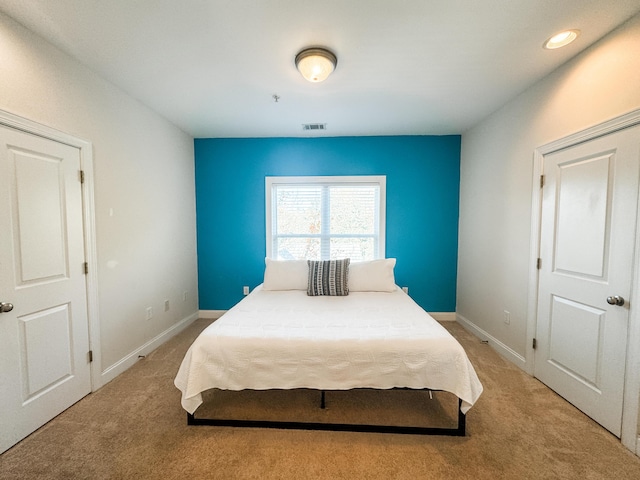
left=174, top=258, right=483, bottom=435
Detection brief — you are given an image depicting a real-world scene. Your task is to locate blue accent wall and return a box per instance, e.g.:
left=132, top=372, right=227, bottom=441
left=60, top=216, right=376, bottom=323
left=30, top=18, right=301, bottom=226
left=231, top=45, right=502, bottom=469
left=195, top=136, right=460, bottom=311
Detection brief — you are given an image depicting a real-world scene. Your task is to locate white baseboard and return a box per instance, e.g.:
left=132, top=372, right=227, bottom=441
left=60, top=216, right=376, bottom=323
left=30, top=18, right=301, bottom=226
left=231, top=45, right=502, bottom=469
left=100, top=311, right=199, bottom=386
left=430, top=312, right=456, bottom=322
left=456, top=313, right=527, bottom=370
left=199, top=310, right=226, bottom=319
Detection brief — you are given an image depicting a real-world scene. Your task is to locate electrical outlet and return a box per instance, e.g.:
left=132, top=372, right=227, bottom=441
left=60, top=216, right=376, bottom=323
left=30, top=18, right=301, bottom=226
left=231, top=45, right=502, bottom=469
left=146, top=307, right=153, bottom=320
left=402, top=286, right=408, bottom=294
left=503, top=310, right=511, bottom=325
left=243, top=286, right=250, bottom=295
left=183, top=291, right=188, bottom=302
left=164, top=300, right=170, bottom=312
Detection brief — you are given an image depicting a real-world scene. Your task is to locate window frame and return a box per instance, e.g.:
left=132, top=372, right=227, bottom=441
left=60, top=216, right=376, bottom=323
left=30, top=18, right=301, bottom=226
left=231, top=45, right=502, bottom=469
left=265, top=175, right=386, bottom=260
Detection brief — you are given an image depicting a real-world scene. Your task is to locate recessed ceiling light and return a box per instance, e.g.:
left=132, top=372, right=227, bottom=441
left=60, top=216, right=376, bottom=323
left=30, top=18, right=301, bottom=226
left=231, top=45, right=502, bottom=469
left=543, top=29, right=580, bottom=49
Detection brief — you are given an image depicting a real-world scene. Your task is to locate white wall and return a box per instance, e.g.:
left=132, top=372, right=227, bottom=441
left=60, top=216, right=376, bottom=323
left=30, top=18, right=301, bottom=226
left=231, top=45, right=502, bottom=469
left=458, top=12, right=640, bottom=444
left=458, top=12, right=640, bottom=360
left=0, top=12, right=199, bottom=385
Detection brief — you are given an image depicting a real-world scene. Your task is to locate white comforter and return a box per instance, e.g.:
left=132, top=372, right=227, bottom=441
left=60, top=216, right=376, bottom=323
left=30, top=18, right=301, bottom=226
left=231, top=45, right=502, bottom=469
left=175, top=285, right=483, bottom=414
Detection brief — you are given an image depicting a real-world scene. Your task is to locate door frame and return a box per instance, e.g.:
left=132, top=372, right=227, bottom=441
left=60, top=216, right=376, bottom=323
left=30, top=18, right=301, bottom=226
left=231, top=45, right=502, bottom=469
left=526, top=107, right=640, bottom=454
left=0, top=109, right=102, bottom=392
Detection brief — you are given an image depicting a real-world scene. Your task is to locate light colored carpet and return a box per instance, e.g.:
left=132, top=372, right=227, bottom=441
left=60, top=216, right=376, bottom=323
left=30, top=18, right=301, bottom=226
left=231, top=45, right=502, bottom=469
left=1, top=319, right=640, bottom=479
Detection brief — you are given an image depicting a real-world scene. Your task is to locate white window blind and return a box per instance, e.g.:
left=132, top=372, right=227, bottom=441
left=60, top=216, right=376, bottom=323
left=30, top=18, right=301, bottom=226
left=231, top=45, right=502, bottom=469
left=266, top=176, right=386, bottom=261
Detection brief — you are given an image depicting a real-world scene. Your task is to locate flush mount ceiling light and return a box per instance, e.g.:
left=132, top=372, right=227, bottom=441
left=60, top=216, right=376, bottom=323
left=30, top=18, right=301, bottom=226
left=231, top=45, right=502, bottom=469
left=295, top=47, right=337, bottom=82
left=544, top=29, right=580, bottom=49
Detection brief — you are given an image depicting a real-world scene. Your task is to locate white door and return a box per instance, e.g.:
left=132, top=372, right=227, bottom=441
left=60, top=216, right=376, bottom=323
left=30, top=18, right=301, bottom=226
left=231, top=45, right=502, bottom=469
left=535, top=124, right=640, bottom=437
left=0, top=125, right=91, bottom=453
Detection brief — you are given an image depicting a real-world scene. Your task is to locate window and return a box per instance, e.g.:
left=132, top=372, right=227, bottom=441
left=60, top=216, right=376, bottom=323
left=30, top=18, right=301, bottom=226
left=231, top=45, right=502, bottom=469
left=266, top=176, right=386, bottom=261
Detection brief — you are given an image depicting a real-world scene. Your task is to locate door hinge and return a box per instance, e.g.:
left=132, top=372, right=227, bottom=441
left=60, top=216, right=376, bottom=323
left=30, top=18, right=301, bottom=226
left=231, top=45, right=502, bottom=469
left=537, top=258, right=542, bottom=270
left=88, top=350, right=93, bottom=363
left=79, top=170, right=85, bottom=183
left=540, top=174, right=545, bottom=188
left=532, top=338, right=537, bottom=350
left=83, top=262, right=89, bottom=274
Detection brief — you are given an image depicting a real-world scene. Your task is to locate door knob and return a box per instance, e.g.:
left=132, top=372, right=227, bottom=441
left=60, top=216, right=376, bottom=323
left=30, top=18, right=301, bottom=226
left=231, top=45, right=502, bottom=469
left=0, top=302, right=14, bottom=313
left=606, top=296, right=625, bottom=306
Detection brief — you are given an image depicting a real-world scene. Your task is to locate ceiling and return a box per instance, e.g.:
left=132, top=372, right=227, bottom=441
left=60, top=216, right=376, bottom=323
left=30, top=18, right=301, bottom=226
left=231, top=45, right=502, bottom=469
left=1, top=0, right=639, bottom=138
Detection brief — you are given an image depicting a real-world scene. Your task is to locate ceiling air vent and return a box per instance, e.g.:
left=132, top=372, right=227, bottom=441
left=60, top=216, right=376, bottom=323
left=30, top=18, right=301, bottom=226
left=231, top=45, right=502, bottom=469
left=302, top=123, right=327, bottom=131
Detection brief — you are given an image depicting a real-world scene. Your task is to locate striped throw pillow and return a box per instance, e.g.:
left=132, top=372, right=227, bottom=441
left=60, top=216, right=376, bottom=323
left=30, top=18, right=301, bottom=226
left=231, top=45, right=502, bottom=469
left=307, top=259, right=350, bottom=296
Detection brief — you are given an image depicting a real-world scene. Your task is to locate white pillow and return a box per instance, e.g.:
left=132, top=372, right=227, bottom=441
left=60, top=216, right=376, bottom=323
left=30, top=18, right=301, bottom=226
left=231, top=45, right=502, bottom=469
left=262, top=258, right=309, bottom=290
left=349, top=258, right=397, bottom=292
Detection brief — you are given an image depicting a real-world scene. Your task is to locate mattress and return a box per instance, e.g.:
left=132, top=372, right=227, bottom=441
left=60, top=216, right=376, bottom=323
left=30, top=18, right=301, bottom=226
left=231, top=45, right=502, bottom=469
left=174, top=285, right=483, bottom=414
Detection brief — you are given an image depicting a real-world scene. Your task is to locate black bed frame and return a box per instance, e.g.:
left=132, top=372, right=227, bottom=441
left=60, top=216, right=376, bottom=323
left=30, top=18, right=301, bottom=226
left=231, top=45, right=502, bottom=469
left=186, top=389, right=466, bottom=436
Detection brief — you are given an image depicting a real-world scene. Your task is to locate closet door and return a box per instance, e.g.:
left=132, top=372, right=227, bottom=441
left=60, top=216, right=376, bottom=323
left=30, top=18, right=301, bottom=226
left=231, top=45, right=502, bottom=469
left=0, top=125, right=91, bottom=453
left=535, top=124, right=640, bottom=437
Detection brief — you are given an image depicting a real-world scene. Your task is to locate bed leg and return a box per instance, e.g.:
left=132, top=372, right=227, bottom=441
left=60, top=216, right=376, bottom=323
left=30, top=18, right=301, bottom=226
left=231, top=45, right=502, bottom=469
left=320, top=390, right=326, bottom=409
left=187, top=412, right=196, bottom=425
left=457, top=398, right=466, bottom=436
